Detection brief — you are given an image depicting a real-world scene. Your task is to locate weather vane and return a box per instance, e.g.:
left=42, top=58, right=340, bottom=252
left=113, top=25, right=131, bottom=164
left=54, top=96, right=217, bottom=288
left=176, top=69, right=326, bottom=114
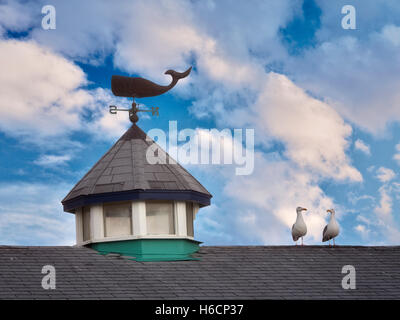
left=109, top=67, right=192, bottom=123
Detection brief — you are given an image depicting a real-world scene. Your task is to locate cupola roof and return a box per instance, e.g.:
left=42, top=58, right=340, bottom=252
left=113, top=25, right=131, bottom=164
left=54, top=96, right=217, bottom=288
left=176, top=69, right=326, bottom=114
left=62, top=124, right=211, bottom=212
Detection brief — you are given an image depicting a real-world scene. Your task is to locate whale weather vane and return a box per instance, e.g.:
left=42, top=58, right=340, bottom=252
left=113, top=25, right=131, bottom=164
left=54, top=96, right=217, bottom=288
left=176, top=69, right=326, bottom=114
left=109, top=66, right=192, bottom=123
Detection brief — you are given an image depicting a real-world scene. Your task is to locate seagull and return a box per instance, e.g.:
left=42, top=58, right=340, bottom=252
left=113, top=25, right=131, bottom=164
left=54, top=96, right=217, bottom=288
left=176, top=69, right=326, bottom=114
left=322, top=209, right=340, bottom=246
left=292, top=207, right=307, bottom=245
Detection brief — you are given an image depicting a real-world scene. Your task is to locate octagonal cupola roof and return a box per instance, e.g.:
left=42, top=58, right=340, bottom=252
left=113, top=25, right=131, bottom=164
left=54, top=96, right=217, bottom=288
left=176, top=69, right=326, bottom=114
left=62, top=124, right=212, bottom=213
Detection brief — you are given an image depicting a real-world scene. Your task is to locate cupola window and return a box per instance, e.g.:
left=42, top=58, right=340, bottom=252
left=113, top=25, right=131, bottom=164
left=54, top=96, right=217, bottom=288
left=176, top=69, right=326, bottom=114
left=104, top=202, right=132, bottom=237
left=82, top=206, right=91, bottom=241
left=146, top=201, right=175, bottom=235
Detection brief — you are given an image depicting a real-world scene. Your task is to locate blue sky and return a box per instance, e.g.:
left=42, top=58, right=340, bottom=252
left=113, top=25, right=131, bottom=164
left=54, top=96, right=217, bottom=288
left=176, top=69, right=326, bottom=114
left=1, top=0, right=400, bottom=246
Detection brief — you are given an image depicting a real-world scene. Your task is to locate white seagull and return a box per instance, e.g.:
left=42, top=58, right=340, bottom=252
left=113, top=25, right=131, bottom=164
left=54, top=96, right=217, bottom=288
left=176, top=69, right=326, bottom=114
left=292, top=207, right=307, bottom=245
left=322, top=209, right=340, bottom=246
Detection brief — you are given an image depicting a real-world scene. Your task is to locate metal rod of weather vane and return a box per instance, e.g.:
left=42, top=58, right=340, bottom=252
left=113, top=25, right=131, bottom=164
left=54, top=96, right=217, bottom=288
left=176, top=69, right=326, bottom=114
left=109, top=105, right=159, bottom=116
left=109, top=105, right=131, bottom=114
left=136, top=107, right=159, bottom=116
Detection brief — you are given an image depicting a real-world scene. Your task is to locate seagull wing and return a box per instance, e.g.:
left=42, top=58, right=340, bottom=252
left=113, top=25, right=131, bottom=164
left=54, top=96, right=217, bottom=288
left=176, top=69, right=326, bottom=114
left=322, top=225, right=329, bottom=242
left=292, top=223, right=299, bottom=241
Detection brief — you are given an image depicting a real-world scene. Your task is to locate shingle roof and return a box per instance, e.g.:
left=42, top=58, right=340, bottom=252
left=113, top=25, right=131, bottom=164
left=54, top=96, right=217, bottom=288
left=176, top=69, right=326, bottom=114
left=1, top=245, right=399, bottom=299
left=62, top=124, right=211, bottom=212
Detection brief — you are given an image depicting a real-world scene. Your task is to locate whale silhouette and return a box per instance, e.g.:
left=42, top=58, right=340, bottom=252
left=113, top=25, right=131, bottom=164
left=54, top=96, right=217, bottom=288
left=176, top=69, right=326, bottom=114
left=111, top=67, right=192, bottom=98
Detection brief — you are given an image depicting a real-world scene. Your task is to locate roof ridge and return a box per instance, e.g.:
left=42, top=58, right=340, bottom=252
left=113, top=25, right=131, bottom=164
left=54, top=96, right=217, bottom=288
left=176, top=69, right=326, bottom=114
left=199, top=245, right=400, bottom=248
left=0, top=245, right=75, bottom=248
left=1, top=245, right=400, bottom=249
left=1, top=244, right=400, bottom=300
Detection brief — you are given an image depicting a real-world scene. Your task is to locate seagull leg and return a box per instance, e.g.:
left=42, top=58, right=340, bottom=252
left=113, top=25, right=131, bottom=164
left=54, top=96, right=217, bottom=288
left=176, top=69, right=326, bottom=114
left=301, top=237, right=304, bottom=246
left=333, top=238, right=335, bottom=246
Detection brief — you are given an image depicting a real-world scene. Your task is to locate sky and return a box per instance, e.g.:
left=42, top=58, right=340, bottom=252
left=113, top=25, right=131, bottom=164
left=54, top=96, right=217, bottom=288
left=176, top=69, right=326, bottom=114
left=1, top=0, right=400, bottom=246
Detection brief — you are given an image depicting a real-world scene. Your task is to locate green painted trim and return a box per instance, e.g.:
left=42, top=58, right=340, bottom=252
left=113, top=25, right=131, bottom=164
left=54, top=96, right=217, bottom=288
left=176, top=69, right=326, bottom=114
left=89, top=238, right=201, bottom=261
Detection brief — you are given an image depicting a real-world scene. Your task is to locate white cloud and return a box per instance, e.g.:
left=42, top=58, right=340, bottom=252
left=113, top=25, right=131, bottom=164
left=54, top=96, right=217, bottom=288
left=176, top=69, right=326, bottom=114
left=174, top=112, right=357, bottom=244
left=315, top=0, right=400, bottom=42
left=190, top=72, right=362, bottom=184
left=253, top=73, right=362, bottom=182
left=183, top=130, right=340, bottom=244
left=82, top=87, right=131, bottom=141
left=356, top=214, right=372, bottom=225
left=289, top=25, right=400, bottom=134
left=3, top=0, right=400, bottom=138
left=354, top=139, right=371, bottom=155
left=23, top=0, right=293, bottom=79
left=374, top=186, right=392, bottom=216
left=195, top=203, right=236, bottom=245
left=367, top=169, right=400, bottom=242
left=3, top=0, right=399, bottom=246
left=393, top=143, right=400, bottom=165
left=285, top=1, right=400, bottom=135
left=0, top=182, right=75, bottom=245
left=0, top=39, right=132, bottom=146
left=0, top=2, right=363, bottom=185
left=348, top=193, right=375, bottom=205
left=30, top=0, right=118, bottom=63
left=355, top=224, right=368, bottom=235
left=34, top=154, right=71, bottom=167
left=354, top=223, right=373, bottom=240
left=171, top=127, right=254, bottom=176
left=372, top=184, right=400, bottom=242
left=375, top=167, right=396, bottom=183
left=381, top=24, right=400, bottom=46
left=107, top=1, right=363, bottom=243
left=0, top=39, right=91, bottom=137
left=223, top=152, right=333, bottom=243
left=0, top=0, right=36, bottom=35
left=34, top=0, right=360, bottom=183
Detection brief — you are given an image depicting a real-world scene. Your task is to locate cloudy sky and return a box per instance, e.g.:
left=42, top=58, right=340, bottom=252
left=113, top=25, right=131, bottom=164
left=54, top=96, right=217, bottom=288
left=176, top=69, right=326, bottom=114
left=1, top=0, right=400, bottom=246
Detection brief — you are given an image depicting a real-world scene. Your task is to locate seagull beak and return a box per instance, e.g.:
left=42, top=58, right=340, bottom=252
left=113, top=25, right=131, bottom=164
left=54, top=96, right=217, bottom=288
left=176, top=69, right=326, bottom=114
left=302, top=208, right=307, bottom=211
left=327, top=209, right=332, bottom=213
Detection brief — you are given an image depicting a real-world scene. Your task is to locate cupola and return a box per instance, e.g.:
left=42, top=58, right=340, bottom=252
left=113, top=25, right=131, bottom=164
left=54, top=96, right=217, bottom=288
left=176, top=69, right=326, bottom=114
left=62, top=124, right=211, bottom=261
left=61, top=67, right=212, bottom=261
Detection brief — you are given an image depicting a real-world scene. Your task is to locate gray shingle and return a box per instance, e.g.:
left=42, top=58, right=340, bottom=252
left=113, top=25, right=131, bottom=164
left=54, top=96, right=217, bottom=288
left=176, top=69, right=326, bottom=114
left=62, top=124, right=211, bottom=204
left=0, top=245, right=399, bottom=300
